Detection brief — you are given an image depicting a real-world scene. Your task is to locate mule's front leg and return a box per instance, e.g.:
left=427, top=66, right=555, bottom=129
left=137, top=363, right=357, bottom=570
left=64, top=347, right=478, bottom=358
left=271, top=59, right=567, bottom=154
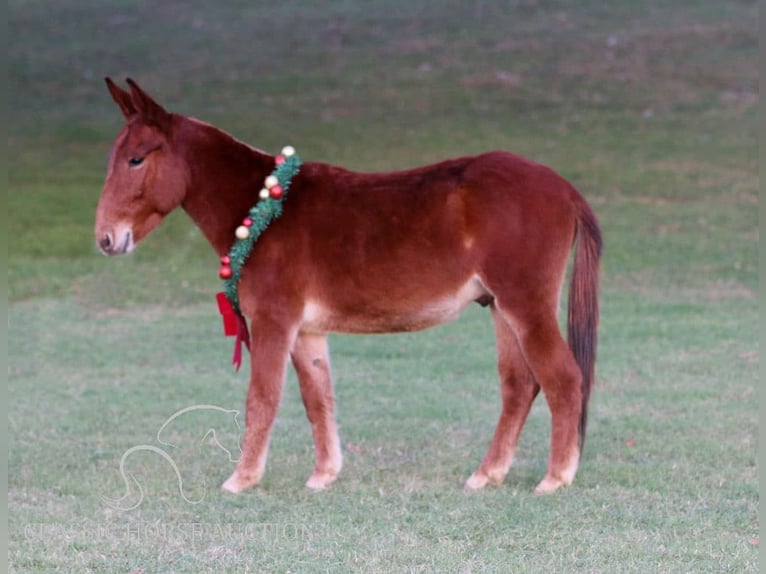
left=221, top=322, right=295, bottom=494
left=291, top=333, right=342, bottom=490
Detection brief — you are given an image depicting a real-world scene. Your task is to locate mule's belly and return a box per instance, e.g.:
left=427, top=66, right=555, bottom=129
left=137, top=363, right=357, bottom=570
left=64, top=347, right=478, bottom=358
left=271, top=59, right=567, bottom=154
left=300, top=276, right=488, bottom=334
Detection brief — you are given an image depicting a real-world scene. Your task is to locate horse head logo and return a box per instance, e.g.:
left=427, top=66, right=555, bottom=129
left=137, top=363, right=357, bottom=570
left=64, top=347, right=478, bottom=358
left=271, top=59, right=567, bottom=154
left=102, top=405, right=241, bottom=511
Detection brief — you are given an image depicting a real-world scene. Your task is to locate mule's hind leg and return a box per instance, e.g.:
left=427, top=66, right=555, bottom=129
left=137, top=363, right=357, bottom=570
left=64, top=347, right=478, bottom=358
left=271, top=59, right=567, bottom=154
left=495, top=303, right=583, bottom=495
left=466, top=306, right=540, bottom=490
left=291, top=333, right=343, bottom=490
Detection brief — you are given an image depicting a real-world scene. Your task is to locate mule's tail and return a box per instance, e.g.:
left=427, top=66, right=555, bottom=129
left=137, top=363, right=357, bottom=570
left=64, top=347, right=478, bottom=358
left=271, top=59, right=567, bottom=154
left=567, top=196, right=602, bottom=450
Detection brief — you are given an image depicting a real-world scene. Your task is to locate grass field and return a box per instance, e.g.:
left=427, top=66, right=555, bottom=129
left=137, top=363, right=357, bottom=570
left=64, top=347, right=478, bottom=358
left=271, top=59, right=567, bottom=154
left=8, top=1, right=758, bottom=572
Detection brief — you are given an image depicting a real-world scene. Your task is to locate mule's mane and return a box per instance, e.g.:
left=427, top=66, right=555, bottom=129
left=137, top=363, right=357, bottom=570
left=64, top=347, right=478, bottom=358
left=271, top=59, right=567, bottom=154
left=175, top=115, right=276, bottom=256
left=185, top=116, right=270, bottom=157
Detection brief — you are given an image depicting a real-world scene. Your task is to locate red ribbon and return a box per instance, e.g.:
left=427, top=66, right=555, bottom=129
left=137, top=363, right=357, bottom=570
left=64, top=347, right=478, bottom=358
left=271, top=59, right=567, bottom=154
left=232, top=313, right=251, bottom=371
left=216, top=292, right=251, bottom=371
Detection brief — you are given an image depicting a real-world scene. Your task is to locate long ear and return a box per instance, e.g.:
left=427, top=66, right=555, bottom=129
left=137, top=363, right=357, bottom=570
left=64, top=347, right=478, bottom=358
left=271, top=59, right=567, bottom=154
left=105, top=77, right=136, bottom=119
left=126, top=78, right=172, bottom=133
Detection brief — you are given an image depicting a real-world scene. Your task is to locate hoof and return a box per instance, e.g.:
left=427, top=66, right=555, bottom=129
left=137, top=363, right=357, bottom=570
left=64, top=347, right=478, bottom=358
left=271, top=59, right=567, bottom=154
left=465, top=469, right=505, bottom=490
left=221, top=471, right=259, bottom=494
left=534, top=475, right=569, bottom=495
left=305, top=471, right=338, bottom=491
left=465, top=472, right=489, bottom=490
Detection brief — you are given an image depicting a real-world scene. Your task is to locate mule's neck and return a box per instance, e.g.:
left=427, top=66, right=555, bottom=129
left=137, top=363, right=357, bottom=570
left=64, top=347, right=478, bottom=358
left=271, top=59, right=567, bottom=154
left=174, top=116, right=276, bottom=256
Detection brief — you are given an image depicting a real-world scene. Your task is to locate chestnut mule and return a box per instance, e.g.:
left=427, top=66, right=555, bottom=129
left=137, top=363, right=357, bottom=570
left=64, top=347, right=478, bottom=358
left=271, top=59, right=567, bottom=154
left=95, top=79, right=601, bottom=495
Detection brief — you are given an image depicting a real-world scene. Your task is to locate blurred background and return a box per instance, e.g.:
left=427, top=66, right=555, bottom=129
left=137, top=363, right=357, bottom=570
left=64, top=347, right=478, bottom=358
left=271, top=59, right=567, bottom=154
left=9, top=0, right=757, bottom=305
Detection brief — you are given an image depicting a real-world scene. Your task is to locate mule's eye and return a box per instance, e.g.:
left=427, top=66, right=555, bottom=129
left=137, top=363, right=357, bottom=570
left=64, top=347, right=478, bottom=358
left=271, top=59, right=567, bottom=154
left=128, top=157, right=144, bottom=167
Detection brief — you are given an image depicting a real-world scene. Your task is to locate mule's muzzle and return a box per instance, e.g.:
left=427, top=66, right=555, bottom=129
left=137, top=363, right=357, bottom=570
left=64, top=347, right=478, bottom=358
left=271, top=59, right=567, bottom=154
left=99, top=232, right=114, bottom=252
left=98, top=229, right=133, bottom=256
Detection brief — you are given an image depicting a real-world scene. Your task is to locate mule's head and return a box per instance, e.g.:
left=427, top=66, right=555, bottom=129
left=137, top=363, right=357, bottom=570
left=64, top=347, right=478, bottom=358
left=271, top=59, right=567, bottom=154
left=95, top=78, right=187, bottom=255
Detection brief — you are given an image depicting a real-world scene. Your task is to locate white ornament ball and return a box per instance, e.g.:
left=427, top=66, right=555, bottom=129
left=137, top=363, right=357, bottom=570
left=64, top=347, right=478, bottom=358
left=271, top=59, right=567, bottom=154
left=281, top=145, right=295, bottom=157
left=264, top=175, right=279, bottom=189
left=235, top=225, right=250, bottom=240
left=259, top=188, right=270, bottom=199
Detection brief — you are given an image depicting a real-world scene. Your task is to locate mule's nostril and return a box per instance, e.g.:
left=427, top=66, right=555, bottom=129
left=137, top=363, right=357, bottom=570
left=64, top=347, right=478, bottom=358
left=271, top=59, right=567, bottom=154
left=100, top=233, right=113, bottom=251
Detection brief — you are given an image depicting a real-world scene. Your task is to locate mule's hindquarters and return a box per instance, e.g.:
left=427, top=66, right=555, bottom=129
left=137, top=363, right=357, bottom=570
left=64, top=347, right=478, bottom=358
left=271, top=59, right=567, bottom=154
left=466, top=174, right=601, bottom=494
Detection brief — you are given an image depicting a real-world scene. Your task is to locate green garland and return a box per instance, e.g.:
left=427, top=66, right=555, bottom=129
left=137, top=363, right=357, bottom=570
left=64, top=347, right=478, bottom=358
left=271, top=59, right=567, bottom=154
left=219, top=149, right=302, bottom=315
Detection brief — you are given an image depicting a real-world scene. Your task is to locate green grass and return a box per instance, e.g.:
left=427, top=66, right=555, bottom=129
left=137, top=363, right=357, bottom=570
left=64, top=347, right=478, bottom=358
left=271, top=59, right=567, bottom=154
left=8, top=1, right=758, bottom=572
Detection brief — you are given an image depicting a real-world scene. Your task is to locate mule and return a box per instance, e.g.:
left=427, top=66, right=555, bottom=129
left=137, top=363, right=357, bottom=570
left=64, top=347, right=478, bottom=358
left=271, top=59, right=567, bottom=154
left=95, top=78, right=601, bottom=495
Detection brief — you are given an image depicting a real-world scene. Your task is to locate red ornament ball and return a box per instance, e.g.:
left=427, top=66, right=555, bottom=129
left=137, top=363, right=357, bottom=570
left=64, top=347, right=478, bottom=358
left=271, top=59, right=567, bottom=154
left=220, top=255, right=231, bottom=265
left=275, top=155, right=286, bottom=165
left=243, top=217, right=253, bottom=227
left=218, top=265, right=233, bottom=279
left=270, top=185, right=284, bottom=199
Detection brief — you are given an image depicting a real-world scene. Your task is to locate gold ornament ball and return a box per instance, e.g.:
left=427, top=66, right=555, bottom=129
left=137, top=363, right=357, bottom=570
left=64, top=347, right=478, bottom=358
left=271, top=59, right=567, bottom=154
left=235, top=225, right=250, bottom=240
left=259, top=188, right=270, bottom=199
left=281, top=145, right=295, bottom=157
left=265, top=175, right=279, bottom=189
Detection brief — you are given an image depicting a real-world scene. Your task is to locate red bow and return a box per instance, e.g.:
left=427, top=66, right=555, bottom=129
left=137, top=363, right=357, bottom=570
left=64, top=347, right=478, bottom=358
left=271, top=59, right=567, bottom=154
left=216, top=292, right=251, bottom=371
